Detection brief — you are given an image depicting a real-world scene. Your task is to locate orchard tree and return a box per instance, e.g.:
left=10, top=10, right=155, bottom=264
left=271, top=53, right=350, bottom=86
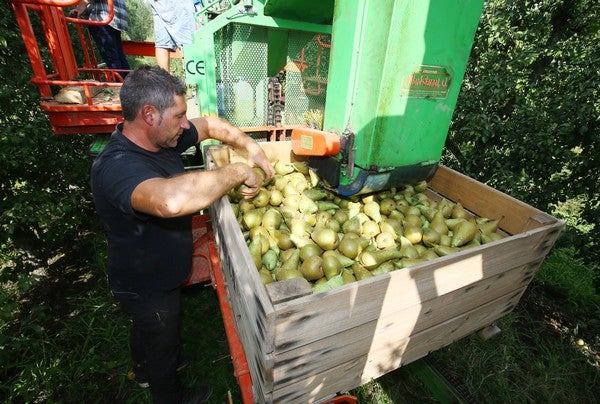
left=447, top=0, right=600, bottom=257
left=0, top=1, right=96, bottom=273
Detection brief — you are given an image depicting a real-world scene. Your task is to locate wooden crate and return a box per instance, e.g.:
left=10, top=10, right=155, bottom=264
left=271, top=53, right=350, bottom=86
left=206, top=141, right=563, bottom=403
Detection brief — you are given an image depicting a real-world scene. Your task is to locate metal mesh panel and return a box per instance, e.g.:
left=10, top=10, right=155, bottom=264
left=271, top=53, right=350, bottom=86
left=214, top=24, right=330, bottom=128
left=284, top=31, right=329, bottom=126
left=216, top=24, right=268, bottom=127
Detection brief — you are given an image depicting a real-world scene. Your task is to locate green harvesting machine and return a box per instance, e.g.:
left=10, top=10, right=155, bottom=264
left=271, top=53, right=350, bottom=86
left=184, top=0, right=485, bottom=196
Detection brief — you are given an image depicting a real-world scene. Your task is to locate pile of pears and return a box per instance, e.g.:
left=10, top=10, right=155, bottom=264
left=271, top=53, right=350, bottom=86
left=229, top=161, right=505, bottom=294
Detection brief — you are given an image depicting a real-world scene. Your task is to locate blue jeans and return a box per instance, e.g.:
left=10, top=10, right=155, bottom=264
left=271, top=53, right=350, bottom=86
left=87, top=24, right=131, bottom=77
left=112, top=287, right=183, bottom=403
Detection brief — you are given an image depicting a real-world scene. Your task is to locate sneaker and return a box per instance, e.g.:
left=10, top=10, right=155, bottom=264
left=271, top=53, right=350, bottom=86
left=181, top=385, right=213, bottom=404
left=133, top=357, right=190, bottom=388
left=132, top=363, right=150, bottom=388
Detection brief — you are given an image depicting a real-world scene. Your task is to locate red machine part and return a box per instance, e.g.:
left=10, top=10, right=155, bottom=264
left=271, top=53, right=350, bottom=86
left=8, top=0, right=180, bottom=135
left=187, top=214, right=356, bottom=403
left=291, top=127, right=341, bottom=156
left=292, top=34, right=331, bottom=97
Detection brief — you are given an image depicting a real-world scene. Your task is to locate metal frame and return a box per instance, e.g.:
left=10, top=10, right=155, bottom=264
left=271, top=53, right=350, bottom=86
left=8, top=0, right=178, bottom=135
left=184, top=1, right=332, bottom=118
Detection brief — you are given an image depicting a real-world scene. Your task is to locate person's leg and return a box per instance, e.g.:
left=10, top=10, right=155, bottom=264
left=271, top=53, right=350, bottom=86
left=88, top=25, right=130, bottom=80
left=88, top=25, right=119, bottom=69
left=155, top=47, right=171, bottom=72
left=149, top=0, right=177, bottom=73
left=130, top=315, right=148, bottom=386
left=110, top=28, right=131, bottom=78
left=114, top=288, right=182, bottom=403
left=142, top=289, right=182, bottom=403
left=149, top=0, right=198, bottom=73
left=163, top=2, right=196, bottom=49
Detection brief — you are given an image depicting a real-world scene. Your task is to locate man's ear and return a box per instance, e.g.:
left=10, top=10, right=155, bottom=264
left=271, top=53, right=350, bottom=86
left=141, top=105, right=156, bottom=126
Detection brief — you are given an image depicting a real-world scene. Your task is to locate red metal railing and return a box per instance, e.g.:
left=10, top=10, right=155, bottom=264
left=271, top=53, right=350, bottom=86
left=8, top=0, right=178, bottom=134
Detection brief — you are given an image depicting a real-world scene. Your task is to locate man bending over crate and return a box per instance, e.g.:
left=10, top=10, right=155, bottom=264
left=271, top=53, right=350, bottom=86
left=91, top=65, right=273, bottom=403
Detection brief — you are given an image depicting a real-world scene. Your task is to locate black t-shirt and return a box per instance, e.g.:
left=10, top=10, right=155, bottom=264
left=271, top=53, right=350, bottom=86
left=91, top=123, right=199, bottom=292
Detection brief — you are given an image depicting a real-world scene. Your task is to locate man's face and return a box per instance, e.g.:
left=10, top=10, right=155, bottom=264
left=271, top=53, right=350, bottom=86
left=153, top=95, right=190, bottom=149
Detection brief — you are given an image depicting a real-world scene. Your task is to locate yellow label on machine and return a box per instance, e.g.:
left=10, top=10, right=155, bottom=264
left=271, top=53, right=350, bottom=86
left=300, top=135, right=314, bottom=150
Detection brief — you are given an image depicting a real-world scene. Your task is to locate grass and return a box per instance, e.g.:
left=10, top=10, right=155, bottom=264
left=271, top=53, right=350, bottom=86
left=426, top=294, right=599, bottom=403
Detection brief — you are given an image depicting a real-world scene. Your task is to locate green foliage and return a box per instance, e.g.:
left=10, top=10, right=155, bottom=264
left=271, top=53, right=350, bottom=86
left=125, top=0, right=153, bottom=42
left=537, top=247, right=600, bottom=310
left=445, top=0, right=600, bottom=259
left=0, top=1, right=96, bottom=264
left=0, top=3, right=108, bottom=399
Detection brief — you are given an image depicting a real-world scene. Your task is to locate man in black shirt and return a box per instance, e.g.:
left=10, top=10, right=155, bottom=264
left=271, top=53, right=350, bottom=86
left=91, top=65, right=273, bottom=403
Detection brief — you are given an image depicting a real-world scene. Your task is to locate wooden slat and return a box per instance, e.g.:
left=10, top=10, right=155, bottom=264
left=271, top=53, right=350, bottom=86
left=271, top=290, right=523, bottom=403
left=266, top=277, right=313, bottom=304
left=269, top=264, right=531, bottom=389
left=207, top=141, right=301, bottom=167
left=210, top=199, right=277, bottom=389
left=270, top=223, right=561, bottom=351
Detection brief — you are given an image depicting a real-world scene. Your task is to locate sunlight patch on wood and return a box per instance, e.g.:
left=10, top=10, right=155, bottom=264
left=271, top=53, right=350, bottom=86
left=434, top=254, right=483, bottom=296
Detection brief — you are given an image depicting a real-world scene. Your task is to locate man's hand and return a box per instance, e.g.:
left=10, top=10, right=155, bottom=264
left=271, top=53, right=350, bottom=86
left=246, top=141, right=274, bottom=180
left=239, top=165, right=265, bottom=199
left=191, top=117, right=275, bottom=180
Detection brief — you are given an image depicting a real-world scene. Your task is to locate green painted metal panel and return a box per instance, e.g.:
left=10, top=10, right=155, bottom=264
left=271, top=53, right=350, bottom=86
left=190, top=1, right=331, bottom=37
left=184, top=33, right=218, bottom=117
left=266, top=29, right=288, bottom=77
left=324, top=0, right=485, bottom=180
left=263, top=0, right=334, bottom=24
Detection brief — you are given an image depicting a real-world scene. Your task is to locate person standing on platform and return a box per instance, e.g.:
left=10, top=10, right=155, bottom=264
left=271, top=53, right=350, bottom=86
left=146, top=0, right=197, bottom=73
left=70, top=0, right=132, bottom=79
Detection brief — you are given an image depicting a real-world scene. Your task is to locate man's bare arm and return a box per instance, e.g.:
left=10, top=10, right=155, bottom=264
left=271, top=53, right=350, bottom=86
left=190, top=116, right=275, bottom=179
left=130, top=162, right=261, bottom=218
